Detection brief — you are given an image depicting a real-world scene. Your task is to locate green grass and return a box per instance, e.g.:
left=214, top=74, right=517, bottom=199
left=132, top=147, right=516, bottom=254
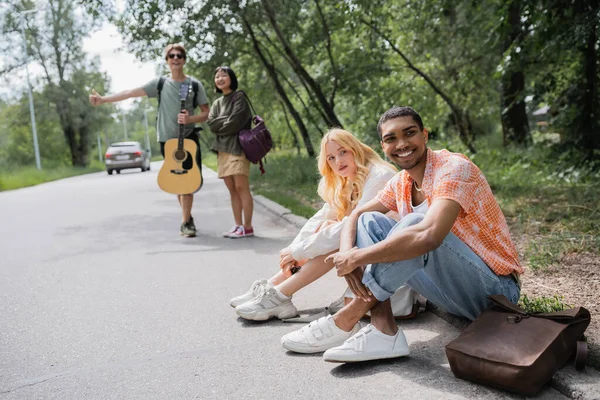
left=0, top=160, right=105, bottom=191
left=519, top=294, right=572, bottom=313
left=240, top=140, right=598, bottom=272
left=201, top=150, right=218, bottom=172
left=467, top=144, right=599, bottom=271
left=249, top=152, right=321, bottom=218
left=200, top=148, right=319, bottom=218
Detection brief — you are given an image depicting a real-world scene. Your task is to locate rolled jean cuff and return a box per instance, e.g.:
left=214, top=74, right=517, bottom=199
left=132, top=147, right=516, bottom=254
left=362, top=265, right=394, bottom=302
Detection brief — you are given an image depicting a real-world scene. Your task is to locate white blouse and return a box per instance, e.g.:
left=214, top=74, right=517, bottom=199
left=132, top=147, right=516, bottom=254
left=289, top=163, right=397, bottom=261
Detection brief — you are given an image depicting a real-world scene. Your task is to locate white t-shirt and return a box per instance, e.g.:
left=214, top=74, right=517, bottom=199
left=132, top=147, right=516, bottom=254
left=411, top=198, right=429, bottom=215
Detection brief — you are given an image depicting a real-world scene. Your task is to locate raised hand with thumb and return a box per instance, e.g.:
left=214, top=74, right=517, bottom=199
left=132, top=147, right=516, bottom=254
left=89, top=89, right=103, bottom=106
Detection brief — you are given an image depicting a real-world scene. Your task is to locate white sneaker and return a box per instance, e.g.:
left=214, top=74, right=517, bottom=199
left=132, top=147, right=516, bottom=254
left=223, top=225, right=240, bottom=238
left=229, top=279, right=269, bottom=308
left=280, top=315, right=361, bottom=354
left=235, top=286, right=297, bottom=321
left=323, top=324, right=410, bottom=363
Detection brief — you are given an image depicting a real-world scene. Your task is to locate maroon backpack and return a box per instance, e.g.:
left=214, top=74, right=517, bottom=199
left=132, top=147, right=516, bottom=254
left=235, top=91, right=273, bottom=174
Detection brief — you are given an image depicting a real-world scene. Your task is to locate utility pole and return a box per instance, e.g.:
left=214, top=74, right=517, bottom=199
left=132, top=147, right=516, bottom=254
left=143, top=107, right=152, bottom=157
left=97, top=133, right=102, bottom=162
left=20, top=10, right=41, bottom=170
left=121, top=109, right=128, bottom=140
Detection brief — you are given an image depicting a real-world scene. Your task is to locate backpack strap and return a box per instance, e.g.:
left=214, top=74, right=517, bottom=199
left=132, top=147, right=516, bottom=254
left=235, top=90, right=257, bottom=116
left=157, top=76, right=166, bottom=109
left=191, top=79, right=199, bottom=109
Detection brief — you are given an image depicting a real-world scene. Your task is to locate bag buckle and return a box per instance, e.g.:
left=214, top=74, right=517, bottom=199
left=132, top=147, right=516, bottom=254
left=507, top=313, right=530, bottom=323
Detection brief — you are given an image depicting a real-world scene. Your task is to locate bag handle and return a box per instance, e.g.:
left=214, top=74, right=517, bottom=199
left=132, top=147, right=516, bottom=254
left=575, top=338, right=588, bottom=371
left=233, top=90, right=257, bottom=116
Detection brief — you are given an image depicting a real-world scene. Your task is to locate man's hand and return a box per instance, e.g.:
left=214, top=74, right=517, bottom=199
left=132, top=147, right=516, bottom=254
left=326, top=247, right=361, bottom=276
left=344, top=266, right=372, bottom=302
left=178, top=110, right=190, bottom=125
left=89, top=89, right=104, bottom=106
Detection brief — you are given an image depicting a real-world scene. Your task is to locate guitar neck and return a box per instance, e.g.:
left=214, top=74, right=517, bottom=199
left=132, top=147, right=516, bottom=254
left=178, top=99, right=186, bottom=150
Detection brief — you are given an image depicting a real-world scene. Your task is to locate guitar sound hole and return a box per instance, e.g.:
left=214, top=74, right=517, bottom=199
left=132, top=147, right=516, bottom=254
left=173, top=149, right=187, bottom=162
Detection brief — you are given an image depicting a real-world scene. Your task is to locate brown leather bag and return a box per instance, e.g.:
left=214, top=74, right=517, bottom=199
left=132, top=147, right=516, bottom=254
left=445, top=295, right=590, bottom=396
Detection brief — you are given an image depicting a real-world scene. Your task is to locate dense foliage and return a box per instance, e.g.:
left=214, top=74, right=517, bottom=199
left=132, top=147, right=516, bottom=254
left=0, top=0, right=598, bottom=170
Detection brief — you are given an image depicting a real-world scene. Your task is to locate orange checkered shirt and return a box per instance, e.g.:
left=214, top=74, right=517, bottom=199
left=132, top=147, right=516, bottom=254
left=377, top=149, right=523, bottom=276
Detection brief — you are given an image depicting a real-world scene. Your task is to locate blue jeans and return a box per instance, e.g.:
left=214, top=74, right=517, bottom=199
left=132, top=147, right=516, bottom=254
left=358, top=212, right=520, bottom=321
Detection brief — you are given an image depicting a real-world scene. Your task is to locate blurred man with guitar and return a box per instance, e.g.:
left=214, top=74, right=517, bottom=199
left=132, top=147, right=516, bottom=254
left=89, top=44, right=209, bottom=237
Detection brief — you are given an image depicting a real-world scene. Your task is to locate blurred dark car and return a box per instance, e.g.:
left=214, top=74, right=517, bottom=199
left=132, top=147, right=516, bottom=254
left=105, top=141, right=151, bottom=175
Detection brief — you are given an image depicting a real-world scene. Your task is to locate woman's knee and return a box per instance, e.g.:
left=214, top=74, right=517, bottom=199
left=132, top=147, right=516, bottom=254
left=233, top=176, right=250, bottom=194
left=223, top=176, right=236, bottom=192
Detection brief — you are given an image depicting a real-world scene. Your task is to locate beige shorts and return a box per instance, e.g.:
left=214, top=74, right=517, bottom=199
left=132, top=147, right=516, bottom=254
left=217, top=151, right=250, bottom=178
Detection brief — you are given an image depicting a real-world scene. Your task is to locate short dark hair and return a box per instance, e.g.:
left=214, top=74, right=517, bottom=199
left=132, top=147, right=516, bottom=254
left=376, top=106, right=424, bottom=138
left=214, top=66, right=239, bottom=93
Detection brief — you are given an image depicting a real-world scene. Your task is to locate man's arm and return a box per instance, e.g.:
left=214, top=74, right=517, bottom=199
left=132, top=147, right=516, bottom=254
left=334, top=199, right=461, bottom=276
left=89, top=88, right=146, bottom=106
left=328, top=198, right=390, bottom=301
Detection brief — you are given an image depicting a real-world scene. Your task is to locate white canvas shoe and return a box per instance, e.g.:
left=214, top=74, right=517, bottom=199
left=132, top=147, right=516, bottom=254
left=280, top=315, right=361, bottom=354
left=223, top=225, right=240, bottom=238
left=235, top=286, right=297, bottom=321
left=323, top=324, right=410, bottom=363
left=229, top=279, right=269, bottom=308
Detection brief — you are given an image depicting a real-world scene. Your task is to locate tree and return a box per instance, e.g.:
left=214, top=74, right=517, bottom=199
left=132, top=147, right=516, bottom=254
left=82, top=0, right=599, bottom=164
left=0, top=0, right=112, bottom=167
left=499, top=0, right=531, bottom=145
left=108, top=0, right=350, bottom=155
left=356, top=0, right=503, bottom=152
left=527, top=0, right=599, bottom=157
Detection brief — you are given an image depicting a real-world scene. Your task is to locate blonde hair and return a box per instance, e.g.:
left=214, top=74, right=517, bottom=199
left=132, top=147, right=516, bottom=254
left=317, top=129, right=395, bottom=220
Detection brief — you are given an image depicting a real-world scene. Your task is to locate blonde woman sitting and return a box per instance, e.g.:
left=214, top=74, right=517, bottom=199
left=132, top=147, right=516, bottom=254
left=231, top=129, right=397, bottom=321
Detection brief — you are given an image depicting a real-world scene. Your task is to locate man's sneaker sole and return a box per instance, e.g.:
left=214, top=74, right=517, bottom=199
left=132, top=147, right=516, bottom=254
left=323, top=348, right=410, bottom=363
left=236, top=305, right=297, bottom=321
left=180, top=231, right=196, bottom=237
left=281, top=339, right=334, bottom=354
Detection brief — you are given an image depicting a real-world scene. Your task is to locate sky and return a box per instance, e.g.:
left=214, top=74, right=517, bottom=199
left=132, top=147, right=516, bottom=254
left=0, top=0, right=157, bottom=110
left=82, top=22, right=158, bottom=110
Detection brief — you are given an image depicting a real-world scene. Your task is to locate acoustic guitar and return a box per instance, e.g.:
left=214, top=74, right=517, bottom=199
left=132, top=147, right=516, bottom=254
left=157, top=82, right=203, bottom=195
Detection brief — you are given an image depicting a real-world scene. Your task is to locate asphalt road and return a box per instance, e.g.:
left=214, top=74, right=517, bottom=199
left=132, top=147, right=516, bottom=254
left=0, top=163, right=567, bottom=400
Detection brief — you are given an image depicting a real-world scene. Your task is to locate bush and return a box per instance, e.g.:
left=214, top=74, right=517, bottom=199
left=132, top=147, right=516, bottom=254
left=518, top=294, right=571, bottom=314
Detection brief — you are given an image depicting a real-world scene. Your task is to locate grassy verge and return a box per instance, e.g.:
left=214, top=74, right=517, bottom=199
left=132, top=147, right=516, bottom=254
left=239, top=142, right=598, bottom=271
left=201, top=148, right=319, bottom=218
left=468, top=145, right=599, bottom=271
left=249, top=152, right=321, bottom=218
left=201, top=150, right=218, bottom=172
left=0, top=161, right=105, bottom=192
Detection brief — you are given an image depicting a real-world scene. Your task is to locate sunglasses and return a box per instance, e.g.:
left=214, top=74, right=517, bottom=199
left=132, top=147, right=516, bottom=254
left=168, top=53, right=184, bottom=59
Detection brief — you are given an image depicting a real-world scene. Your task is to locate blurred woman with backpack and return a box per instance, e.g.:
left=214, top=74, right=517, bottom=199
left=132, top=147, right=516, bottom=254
left=207, top=66, right=254, bottom=238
